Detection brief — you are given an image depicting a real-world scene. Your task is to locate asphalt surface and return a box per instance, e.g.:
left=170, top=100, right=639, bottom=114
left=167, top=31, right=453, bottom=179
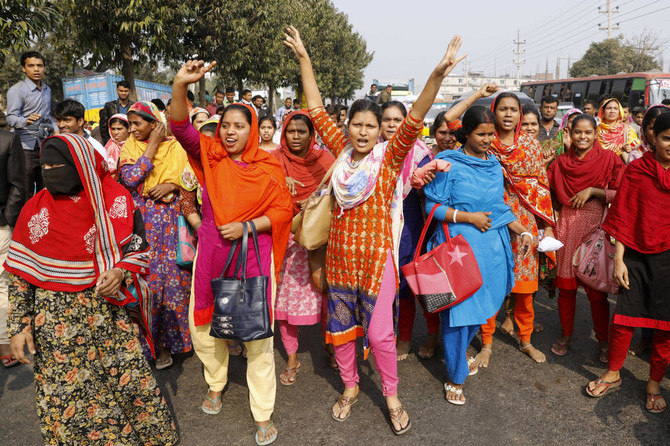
left=2, top=289, right=670, bottom=445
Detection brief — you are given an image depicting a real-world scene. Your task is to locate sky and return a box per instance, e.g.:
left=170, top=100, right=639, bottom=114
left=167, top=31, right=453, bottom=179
left=330, top=0, right=670, bottom=92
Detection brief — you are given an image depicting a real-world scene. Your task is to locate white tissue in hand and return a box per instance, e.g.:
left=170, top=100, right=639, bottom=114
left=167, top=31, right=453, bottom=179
left=537, top=236, right=563, bottom=253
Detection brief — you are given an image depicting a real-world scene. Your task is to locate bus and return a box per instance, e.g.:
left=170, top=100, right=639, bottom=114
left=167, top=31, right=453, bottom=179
left=520, top=72, right=670, bottom=109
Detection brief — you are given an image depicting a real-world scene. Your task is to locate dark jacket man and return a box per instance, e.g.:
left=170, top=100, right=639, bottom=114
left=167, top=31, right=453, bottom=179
left=99, top=96, right=135, bottom=145
left=0, top=130, right=26, bottom=227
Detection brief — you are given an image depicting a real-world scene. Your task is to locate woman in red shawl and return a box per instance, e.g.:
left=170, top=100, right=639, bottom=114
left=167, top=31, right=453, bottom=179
left=270, top=110, right=335, bottom=385
left=585, top=112, right=670, bottom=413
left=548, top=114, right=625, bottom=361
left=471, top=92, right=557, bottom=370
left=169, top=60, right=292, bottom=445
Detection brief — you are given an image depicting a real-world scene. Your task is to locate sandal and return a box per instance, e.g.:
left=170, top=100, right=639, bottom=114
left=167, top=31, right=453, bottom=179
left=646, top=393, right=667, bottom=414
left=585, top=378, right=621, bottom=398
left=467, top=357, right=478, bottom=376
left=155, top=355, right=173, bottom=370
left=279, top=363, right=300, bottom=386
left=551, top=339, right=571, bottom=356
left=331, top=394, right=359, bottom=422
left=255, top=421, right=277, bottom=446
left=0, top=354, right=19, bottom=368
left=201, top=389, right=222, bottom=415
left=389, top=406, right=411, bottom=435
left=444, top=382, right=466, bottom=406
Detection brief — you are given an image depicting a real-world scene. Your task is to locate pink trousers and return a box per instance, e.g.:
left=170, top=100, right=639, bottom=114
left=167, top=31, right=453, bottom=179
left=278, top=291, right=329, bottom=356
left=334, top=251, right=398, bottom=397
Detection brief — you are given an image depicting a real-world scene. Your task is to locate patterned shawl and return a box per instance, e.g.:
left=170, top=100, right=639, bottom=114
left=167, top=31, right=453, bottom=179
left=597, top=98, right=641, bottom=155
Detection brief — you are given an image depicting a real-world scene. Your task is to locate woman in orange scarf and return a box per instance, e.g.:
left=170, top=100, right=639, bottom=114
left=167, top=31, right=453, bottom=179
left=471, top=92, right=557, bottom=371
left=169, top=60, right=292, bottom=445
left=597, top=98, right=641, bottom=163
left=270, top=110, right=335, bottom=385
left=119, top=101, right=192, bottom=369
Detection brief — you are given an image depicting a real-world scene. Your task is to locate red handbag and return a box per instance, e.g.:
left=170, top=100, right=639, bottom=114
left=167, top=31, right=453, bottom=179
left=401, top=204, right=483, bottom=313
left=572, top=210, right=619, bottom=295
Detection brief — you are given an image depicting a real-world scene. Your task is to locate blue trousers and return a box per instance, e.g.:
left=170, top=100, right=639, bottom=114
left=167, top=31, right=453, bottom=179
left=440, top=309, right=479, bottom=385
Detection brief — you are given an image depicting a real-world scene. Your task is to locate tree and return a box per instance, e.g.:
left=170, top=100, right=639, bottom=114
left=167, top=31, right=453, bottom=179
left=570, top=36, right=661, bottom=78
left=0, top=0, right=61, bottom=66
left=54, top=0, right=193, bottom=98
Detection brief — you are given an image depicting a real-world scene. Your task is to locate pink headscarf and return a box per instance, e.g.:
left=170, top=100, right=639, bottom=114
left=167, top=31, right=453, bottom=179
left=103, top=113, right=129, bottom=175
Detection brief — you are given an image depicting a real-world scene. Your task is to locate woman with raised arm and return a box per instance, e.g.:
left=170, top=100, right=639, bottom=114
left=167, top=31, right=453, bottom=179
left=284, top=26, right=465, bottom=434
left=169, top=60, right=292, bottom=446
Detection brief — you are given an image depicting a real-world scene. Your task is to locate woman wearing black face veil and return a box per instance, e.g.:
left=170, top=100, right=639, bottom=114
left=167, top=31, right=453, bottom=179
left=5, top=134, right=178, bottom=445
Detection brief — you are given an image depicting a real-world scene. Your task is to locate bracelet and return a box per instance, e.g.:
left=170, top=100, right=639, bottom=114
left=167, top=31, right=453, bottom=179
left=453, top=209, right=459, bottom=224
left=520, top=232, right=533, bottom=241
left=464, top=99, right=470, bottom=108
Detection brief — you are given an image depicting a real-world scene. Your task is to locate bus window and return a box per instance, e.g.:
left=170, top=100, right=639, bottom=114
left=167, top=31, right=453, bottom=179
left=551, top=83, right=562, bottom=97
left=571, top=82, right=587, bottom=108
left=561, top=83, right=573, bottom=102
left=600, top=80, right=612, bottom=98
left=611, top=79, right=626, bottom=100
left=586, top=80, right=601, bottom=99
left=534, top=86, right=544, bottom=103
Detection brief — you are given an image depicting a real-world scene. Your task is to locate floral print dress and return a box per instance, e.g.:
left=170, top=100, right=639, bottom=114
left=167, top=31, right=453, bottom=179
left=7, top=274, right=178, bottom=445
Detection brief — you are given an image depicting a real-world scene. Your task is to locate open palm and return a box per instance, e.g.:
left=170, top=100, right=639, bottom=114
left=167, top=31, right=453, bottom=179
left=175, top=60, right=217, bottom=86
left=433, top=36, right=466, bottom=79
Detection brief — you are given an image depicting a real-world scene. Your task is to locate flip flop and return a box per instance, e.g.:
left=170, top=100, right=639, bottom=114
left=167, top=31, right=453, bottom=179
left=444, top=382, right=466, bottom=406
left=332, top=394, right=359, bottom=422
left=279, top=364, right=300, bottom=386
left=255, top=421, right=277, bottom=446
left=0, top=354, right=19, bottom=368
left=467, top=357, right=478, bottom=376
left=646, top=393, right=667, bottom=414
left=551, top=340, right=571, bottom=356
left=201, top=389, right=222, bottom=415
left=585, top=378, right=622, bottom=398
left=389, top=406, right=411, bottom=435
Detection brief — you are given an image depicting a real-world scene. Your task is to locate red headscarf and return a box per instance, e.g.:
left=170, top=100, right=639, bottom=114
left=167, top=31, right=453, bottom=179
left=603, top=151, right=670, bottom=253
left=272, top=110, right=335, bottom=215
left=548, top=139, right=625, bottom=207
left=187, top=103, right=293, bottom=280
left=489, top=96, right=555, bottom=227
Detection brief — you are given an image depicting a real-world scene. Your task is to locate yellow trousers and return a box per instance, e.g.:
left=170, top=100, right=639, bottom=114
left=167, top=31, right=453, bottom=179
left=187, top=252, right=276, bottom=421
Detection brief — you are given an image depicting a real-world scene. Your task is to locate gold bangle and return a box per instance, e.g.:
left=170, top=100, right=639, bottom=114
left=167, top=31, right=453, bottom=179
left=464, top=100, right=470, bottom=107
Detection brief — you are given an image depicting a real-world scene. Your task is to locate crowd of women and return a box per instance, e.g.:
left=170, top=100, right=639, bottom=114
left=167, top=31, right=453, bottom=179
left=4, top=27, right=670, bottom=445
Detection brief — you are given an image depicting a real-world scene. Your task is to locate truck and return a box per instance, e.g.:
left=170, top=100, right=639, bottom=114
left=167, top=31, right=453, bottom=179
left=62, top=73, right=172, bottom=122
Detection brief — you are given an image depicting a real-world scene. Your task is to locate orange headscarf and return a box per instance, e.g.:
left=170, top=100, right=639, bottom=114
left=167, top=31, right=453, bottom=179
left=597, top=98, right=640, bottom=155
left=187, top=103, right=293, bottom=280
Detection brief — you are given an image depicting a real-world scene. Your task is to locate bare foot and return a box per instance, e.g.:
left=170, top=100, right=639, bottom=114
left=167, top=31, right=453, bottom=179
left=629, top=336, right=653, bottom=356
left=519, top=343, right=546, bottom=363
left=598, top=341, right=609, bottom=364
left=396, top=340, right=410, bottom=361
left=586, top=370, right=621, bottom=397
left=332, top=385, right=359, bottom=420
left=444, top=380, right=466, bottom=405
left=418, top=334, right=438, bottom=359
left=533, top=321, right=544, bottom=333
left=255, top=420, right=277, bottom=443
left=472, top=345, right=492, bottom=368
left=646, top=379, right=666, bottom=413
left=500, top=316, right=515, bottom=336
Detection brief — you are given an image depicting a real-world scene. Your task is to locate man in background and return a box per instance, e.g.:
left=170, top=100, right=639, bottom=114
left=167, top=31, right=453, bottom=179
left=275, top=98, right=293, bottom=124
left=380, top=85, right=393, bottom=103
left=537, top=96, right=560, bottom=142
left=365, top=84, right=380, bottom=103
left=54, top=99, right=107, bottom=158
left=99, top=79, right=134, bottom=145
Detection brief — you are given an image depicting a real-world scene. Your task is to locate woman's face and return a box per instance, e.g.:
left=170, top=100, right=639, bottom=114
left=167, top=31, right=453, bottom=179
left=494, top=98, right=520, bottom=133
left=259, top=121, right=275, bottom=142
left=127, top=113, right=156, bottom=141
left=219, top=109, right=251, bottom=157
left=570, top=119, right=596, bottom=152
left=284, top=118, right=312, bottom=155
left=434, top=121, right=457, bottom=151
left=110, top=121, right=129, bottom=142
left=644, top=117, right=658, bottom=146
left=347, top=111, right=380, bottom=156
left=653, top=128, right=670, bottom=167
left=567, top=113, right=579, bottom=130
left=380, top=106, right=404, bottom=141
left=338, top=109, right=347, bottom=128
left=521, top=114, right=540, bottom=139
left=192, top=112, right=209, bottom=130
left=603, top=101, right=620, bottom=123
left=464, top=123, right=495, bottom=156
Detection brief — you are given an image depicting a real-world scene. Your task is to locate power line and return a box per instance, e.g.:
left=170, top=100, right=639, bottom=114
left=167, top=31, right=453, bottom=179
left=614, top=0, right=662, bottom=20
left=617, top=5, right=670, bottom=24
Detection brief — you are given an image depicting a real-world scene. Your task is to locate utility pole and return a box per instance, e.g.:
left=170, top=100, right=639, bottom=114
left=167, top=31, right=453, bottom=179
left=513, top=30, right=526, bottom=87
left=598, top=0, right=619, bottom=39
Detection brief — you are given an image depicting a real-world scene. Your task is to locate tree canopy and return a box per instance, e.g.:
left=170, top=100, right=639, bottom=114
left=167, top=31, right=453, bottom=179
left=570, top=36, right=661, bottom=78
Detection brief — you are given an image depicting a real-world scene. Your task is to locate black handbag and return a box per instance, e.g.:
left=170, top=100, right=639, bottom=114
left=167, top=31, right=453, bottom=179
left=209, top=221, right=273, bottom=342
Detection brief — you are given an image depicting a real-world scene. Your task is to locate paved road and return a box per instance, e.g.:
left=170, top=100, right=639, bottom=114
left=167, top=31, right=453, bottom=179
left=2, top=290, right=669, bottom=445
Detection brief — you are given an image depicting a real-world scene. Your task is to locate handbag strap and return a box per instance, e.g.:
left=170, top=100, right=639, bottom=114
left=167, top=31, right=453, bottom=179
left=413, top=204, right=452, bottom=262
left=248, top=220, right=264, bottom=277
left=234, top=222, right=249, bottom=280
left=220, top=238, right=240, bottom=279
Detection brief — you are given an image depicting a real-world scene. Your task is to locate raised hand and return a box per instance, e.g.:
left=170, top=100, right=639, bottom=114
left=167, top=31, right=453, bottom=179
left=283, top=26, right=309, bottom=60
left=477, top=83, right=498, bottom=98
left=174, top=60, right=217, bottom=86
left=432, top=36, right=467, bottom=80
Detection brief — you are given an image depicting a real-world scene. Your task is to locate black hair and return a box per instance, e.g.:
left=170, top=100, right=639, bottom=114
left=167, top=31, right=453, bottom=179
left=20, top=51, right=45, bottom=66
left=632, top=106, right=646, bottom=116
left=522, top=105, right=540, bottom=121
left=216, top=105, right=225, bottom=114
left=187, top=91, right=195, bottom=102
left=540, top=95, right=559, bottom=106
left=430, top=110, right=448, bottom=137
left=190, top=110, right=209, bottom=124
left=570, top=113, right=597, bottom=131
left=258, top=115, right=277, bottom=129
left=252, top=95, right=263, bottom=102
left=643, top=106, right=670, bottom=134
left=225, top=87, right=235, bottom=94
left=325, top=104, right=338, bottom=117
left=199, top=122, right=218, bottom=135
left=493, top=92, right=521, bottom=112
left=242, top=89, right=252, bottom=96
left=109, top=117, right=129, bottom=129
left=285, top=113, right=314, bottom=137
left=151, top=98, right=166, bottom=111
left=454, top=105, right=495, bottom=145
left=348, top=99, right=382, bottom=126
left=284, top=97, right=293, bottom=102
left=662, top=99, right=670, bottom=106
left=599, top=94, right=613, bottom=105
left=584, top=98, right=599, bottom=109
left=222, top=104, right=253, bottom=125
left=652, top=112, right=670, bottom=138
left=293, top=98, right=301, bottom=103
left=370, top=83, right=377, bottom=88
left=381, top=100, right=407, bottom=119
left=53, top=99, right=85, bottom=121
left=117, top=80, right=131, bottom=89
